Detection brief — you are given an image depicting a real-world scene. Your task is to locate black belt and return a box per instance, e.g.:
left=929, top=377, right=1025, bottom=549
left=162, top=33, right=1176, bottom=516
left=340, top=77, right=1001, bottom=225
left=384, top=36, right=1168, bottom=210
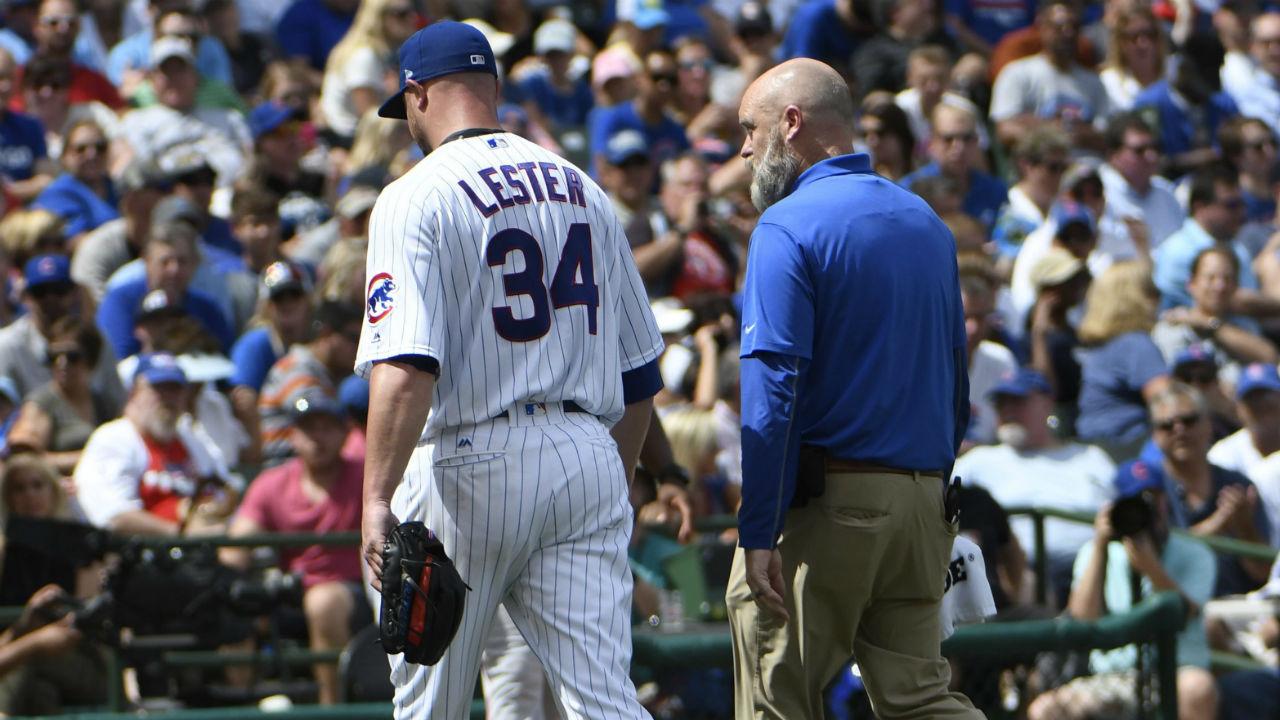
left=825, top=458, right=945, bottom=479
left=489, top=400, right=590, bottom=422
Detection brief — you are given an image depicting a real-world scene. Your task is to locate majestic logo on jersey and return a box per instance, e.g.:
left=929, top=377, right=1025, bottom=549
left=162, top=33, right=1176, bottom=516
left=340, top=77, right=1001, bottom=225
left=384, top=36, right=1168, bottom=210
left=367, top=272, right=397, bottom=324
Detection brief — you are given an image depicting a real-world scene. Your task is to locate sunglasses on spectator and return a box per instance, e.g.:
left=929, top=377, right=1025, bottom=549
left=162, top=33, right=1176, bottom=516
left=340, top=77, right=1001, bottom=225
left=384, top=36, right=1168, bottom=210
left=39, top=14, right=76, bottom=26
left=1041, top=160, right=1069, bottom=173
left=938, top=132, right=976, bottom=145
left=649, top=72, right=677, bottom=85
left=34, top=79, right=69, bottom=92
left=1125, top=142, right=1158, bottom=155
left=69, top=140, right=107, bottom=155
left=175, top=169, right=216, bottom=186
left=45, top=348, right=85, bottom=366
left=1153, top=412, right=1201, bottom=432
left=679, top=59, right=713, bottom=72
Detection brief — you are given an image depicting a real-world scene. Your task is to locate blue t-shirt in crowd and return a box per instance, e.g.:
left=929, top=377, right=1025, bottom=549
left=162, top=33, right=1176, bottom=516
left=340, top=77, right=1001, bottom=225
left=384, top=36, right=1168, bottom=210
left=589, top=101, right=690, bottom=171
left=33, top=173, right=120, bottom=237
left=105, top=30, right=233, bottom=87
left=1242, top=188, right=1276, bottom=224
left=900, top=163, right=1009, bottom=230
left=1132, top=81, right=1239, bottom=159
left=778, top=0, right=861, bottom=66
left=0, top=110, right=46, bottom=182
left=229, top=327, right=281, bottom=392
left=275, top=0, right=356, bottom=70
left=96, top=277, right=236, bottom=360
left=509, top=72, right=595, bottom=130
left=736, top=153, right=968, bottom=549
left=943, top=0, right=1036, bottom=47
left=1076, top=332, right=1167, bottom=447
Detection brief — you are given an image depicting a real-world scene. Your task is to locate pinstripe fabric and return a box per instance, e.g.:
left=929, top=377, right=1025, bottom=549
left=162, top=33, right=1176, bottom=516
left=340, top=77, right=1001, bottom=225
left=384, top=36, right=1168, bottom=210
left=356, top=132, right=661, bottom=719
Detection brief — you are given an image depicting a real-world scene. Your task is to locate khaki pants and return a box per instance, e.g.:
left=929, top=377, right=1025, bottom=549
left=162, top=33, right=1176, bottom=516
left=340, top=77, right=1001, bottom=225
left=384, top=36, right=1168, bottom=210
left=727, top=470, right=985, bottom=720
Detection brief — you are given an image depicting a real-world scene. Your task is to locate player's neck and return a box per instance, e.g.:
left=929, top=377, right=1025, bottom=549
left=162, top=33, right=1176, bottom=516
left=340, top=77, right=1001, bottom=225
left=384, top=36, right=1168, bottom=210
left=425, top=103, right=501, bottom=150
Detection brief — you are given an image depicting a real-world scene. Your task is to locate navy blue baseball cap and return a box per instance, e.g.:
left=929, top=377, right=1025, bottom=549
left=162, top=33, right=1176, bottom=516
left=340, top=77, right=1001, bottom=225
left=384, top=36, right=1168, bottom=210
left=337, top=375, right=370, bottom=416
left=134, top=352, right=188, bottom=387
left=24, top=254, right=72, bottom=290
left=1170, top=343, right=1218, bottom=372
left=987, top=368, right=1052, bottom=399
left=1237, top=363, right=1280, bottom=399
left=248, top=101, right=299, bottom=141
left=1113, top=460, right=1165, bottom=500
left=290, top=391, right=346, bottom=421
left=378, top=20, right=499, bottom=120
left=604, top=129, right=649, bottom=165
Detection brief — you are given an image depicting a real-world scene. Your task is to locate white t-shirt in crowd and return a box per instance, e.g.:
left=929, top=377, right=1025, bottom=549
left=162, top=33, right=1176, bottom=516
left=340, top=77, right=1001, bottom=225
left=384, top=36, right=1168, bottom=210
left=990, top=54, right=1110, bottom=129
left=1245, top=453, right=1280, bottom=547
left=319, top=46, right=387, bottom=138
left=968, top=340, right=1019, bottom=445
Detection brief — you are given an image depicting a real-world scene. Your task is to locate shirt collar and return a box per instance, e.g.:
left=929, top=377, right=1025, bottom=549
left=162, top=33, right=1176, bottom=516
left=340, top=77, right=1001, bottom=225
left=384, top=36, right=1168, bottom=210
left=790, top=153, right=873, bottom=193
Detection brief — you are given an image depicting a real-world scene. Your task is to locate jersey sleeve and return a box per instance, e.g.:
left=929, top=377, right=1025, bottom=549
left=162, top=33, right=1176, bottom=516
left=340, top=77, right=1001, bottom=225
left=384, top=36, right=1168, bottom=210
left=354, top=186, right=449, bottom=379
left=609, top=214, right=664, bottom=371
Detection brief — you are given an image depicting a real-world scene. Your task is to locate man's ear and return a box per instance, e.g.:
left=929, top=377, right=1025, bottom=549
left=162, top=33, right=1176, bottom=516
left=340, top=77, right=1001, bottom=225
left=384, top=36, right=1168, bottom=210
left=783, top=104, right=803, bottom=142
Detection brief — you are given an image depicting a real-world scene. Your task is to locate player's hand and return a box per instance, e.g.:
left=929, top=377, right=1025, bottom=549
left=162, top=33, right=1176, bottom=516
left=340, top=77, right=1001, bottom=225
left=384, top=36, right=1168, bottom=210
left=744, top=548, right=788, bottom=621
left=657, top=482, right=696, bottom=544
left=362, top=501, right=400, bottom=591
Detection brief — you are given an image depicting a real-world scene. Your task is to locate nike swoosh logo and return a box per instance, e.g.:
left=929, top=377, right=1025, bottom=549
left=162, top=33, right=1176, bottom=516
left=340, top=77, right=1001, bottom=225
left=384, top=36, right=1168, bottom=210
left=744, top=323, right=756, bottom=335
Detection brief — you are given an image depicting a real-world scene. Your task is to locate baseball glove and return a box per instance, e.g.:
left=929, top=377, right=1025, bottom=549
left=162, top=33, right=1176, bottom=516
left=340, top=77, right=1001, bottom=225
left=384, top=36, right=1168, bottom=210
left=379, top=521, right=469, bottom=665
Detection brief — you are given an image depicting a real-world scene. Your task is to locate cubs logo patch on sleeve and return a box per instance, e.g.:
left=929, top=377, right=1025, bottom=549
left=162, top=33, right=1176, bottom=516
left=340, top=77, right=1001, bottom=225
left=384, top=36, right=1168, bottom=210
left=367, top=272, right=397, bottom=324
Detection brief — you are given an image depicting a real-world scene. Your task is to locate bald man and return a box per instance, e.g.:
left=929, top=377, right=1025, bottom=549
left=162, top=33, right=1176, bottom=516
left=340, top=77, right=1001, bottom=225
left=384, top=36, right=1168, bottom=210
left=728, top=59, right=983, bottom=719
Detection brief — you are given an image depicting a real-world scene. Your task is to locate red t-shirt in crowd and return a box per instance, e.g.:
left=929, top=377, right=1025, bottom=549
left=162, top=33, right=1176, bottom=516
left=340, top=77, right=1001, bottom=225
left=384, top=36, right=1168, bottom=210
left=236, top=457, right=363, bottom=588
left=10, top=64, right=125, bottom=111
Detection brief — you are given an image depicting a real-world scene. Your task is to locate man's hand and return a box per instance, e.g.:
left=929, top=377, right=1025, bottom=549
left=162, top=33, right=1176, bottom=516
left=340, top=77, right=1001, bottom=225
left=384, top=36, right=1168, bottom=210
left=362, top=501, right=399, bottom=591
left=1093, top=502, right=1116, bottom=543
left=656, top=482, right=696, bottom=543
left=1122, top=531, right=1162, bottom=577
left=744, top=548, right=788, bottom=621
left=27, top=617, right=81, bottom=657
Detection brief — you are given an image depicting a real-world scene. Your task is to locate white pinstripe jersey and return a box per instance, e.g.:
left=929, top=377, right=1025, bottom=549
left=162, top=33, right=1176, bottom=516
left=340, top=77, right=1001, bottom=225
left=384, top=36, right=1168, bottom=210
left=354, top=132, right=664, bottom=438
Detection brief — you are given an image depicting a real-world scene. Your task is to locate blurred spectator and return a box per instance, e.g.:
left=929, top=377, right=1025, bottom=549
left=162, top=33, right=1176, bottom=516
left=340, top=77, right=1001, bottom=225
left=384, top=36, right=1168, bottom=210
left=96, top=221, right=235, bottom=359
left=1099, top=2, right=1165, bottom=111
left=288, top=184, right=376, bottom=268
left=857, top=96, right=915, bottom=181
left=591, top=49, right=691, bottom=176
left=960, top=260, right=1017, bottom=446
left=991, top=126, right=1069, bottom=263
left=900, top=102, right=1006, bottom=230
left=74, top=352, right=234, bottom=535
left=154, top=147, right=240, bottom=257
left=336, top=372, right=367, bottom=461
left=18, top=54, right=120, bottom=161
left=1153, top=166, right=1259, bottom=312
left=106, top=2, right=233, bottom=93
left=229, top=185, right=284, bottom=277
left=128, top=9, right=245, bottom=112
left=318, top=0, right=417, bottom=144
left=1026, top=247, right=1091, bottom=429
left=989, top=1, right=1108, bottom=152
left=1149, top=382, right=1272, bottom=595
left=1210, top=363, right=1280, bottom=546
left=22, top=0, right=122, bottom=109
left=1099, top=112, right=1185, bottom=248
left=1168, top=344, right=1242, bottom=442
left=274, top=0, right=357, bottom=72
left=0, top=254, right=123, bottom=406
left=0, top=376, right=20, bottom=452
left=1218, top=116, right=1278, bottom=224
left=0, top=47, right=56, bottom=202
left=1131, top=32, right=1237, bottom=179
left=894, top=45, right=988, bottom=159
left=1011, top=200, right=1099, bottom=328
left=0, top=0, right=39, bottom=63
left=943, top=0, right=1034, bottom=57
left=202, top=0, right=275, bottom=96
left=1154, top=247, right=1277, bottom=389
left=777, top=0, right=873, bottom=70
left=1221, top=12, right=1280, bottom=130
left=853, top=0, right=957, bottom=98
left=508, top=18, right=593, bottom=132
left=70, top=158, right=168, bottom=300
left=0, top=584, right=106, bottom=715
left=652, top=153, right=736, bottom=299
left=600, top=129, right=660, bottom=251
left=0, top=207, right=64, bottom=267
left=245, top=102, right=326, bottom=203
left=115, top=37, right=250, bottom=191
left=260, top=59, right=317, bottom=119
left=257, top=299, right=360, bottom=466
left=955, top=368, right=1115, bottom=604
left=223, top=391, right=363, bottom=705
left=0, top=455, right=85, bottom=601
left=32, top=118, right=118, bottom=240
left=1076, top=261, right=1170, bottom=460
left=6, top=318, right=117, bottom=474
left=1029, top=460, right=1218, bottom=720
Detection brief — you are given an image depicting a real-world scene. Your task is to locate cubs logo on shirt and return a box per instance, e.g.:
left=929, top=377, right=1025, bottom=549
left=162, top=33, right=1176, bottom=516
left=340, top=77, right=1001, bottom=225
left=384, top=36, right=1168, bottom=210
left=367, top=272, right=397, bottom=323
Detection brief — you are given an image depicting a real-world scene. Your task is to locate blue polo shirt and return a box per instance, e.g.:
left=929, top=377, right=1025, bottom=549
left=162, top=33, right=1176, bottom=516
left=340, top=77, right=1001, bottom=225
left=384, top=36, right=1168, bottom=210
left=275, top=0, right=356, bottom=71
left=900, top=162, right=1009, bottom=231
left=96, top=277, right=236, bottom=360
left=33, top=173, right=120, bottom=236
left=737, top=153, right=970, bottom=549
left=778, top=0, right=862, bottom=65
left=0, top=110, right=46, bottom=181
left=229, top=327, right=281, bottom=392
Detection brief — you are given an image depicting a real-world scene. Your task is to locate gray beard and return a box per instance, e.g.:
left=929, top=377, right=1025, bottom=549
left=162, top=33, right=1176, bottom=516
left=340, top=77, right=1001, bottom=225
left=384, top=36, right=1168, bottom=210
left=749, top=132, right=802, bottom=212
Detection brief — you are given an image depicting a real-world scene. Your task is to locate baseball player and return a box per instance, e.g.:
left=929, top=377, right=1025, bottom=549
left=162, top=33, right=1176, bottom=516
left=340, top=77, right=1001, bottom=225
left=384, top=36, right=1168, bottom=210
left=357, top=21, right=664, bottom=720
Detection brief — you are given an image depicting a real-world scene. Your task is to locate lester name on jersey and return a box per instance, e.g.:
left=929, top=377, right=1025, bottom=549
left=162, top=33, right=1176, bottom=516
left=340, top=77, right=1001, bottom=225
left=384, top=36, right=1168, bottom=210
left=354, top=131, right=664, bottom=437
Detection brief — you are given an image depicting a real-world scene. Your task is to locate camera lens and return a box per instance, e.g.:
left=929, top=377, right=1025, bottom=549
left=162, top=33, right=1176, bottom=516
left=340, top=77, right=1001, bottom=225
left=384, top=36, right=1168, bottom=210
left=1109, top=495, right=1153, bottom=537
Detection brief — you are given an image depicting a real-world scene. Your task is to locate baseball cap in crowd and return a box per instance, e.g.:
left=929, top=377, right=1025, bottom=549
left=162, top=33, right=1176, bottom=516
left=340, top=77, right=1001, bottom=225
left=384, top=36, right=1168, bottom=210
left=338, top=375, right=370, bottom=417
left=151, top=35, right=196, bottom=67
left=1028, top=248, right=1086, bottom=290
left=1236, top=363, right=1280, bottom=399
left=735, top=1, right=773, bottom=36
left=1170, top=343, right=1218, bottom=373
left=378, top=20, right=499, bottom=120
left=592, top=45, right=641, bottom=88
left=158, top=145, right=216, bottom=185
left=151, top=195, right=203, bottom=228
left=987, top=368, right=1052, bottom=400
left=261, top=260, right=311, bottom=301
left=335, top=187, right=380, bottom=221
left=118, top=159, right=170, bottom=195
left=134, top=352, right=188, bottom=386
left=463, top=18, right=515, bottom=58
left=136, top=288, right=186, bottom=321
left=1052, top=201, right=1096, bottom=236
left=290, top=390, right=346, bottom=422
left=632, top=1, right=671, bottom=30
left=1113, top=460, right=1165, bottom=500
left=23, top=254, right=72, bottom=291
left=605, top=129, right=649, bottom=166
left=248, top=101, right=300, bottom=141
left=533, top=18, right=576, bottom=55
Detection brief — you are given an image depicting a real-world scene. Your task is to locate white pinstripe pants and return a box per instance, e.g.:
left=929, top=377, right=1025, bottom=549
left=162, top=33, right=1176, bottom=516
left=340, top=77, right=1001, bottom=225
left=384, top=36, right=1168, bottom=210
left=386, top=406, right=651, bottom=720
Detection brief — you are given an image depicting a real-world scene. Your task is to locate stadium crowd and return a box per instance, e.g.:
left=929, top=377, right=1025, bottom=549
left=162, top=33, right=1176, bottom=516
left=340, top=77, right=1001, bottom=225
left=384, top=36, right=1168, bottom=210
left=0, top=0, right=1277, bottom=716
